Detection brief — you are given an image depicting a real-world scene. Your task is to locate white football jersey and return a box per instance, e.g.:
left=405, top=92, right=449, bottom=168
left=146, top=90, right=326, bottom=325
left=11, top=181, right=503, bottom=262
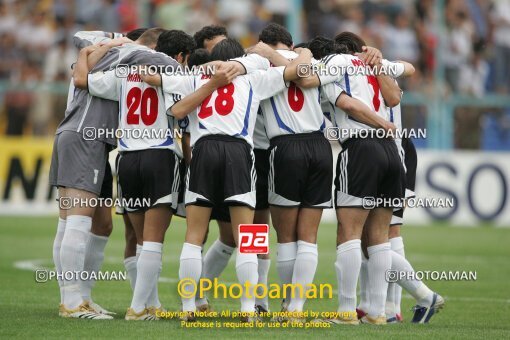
left=389, top=102, right=405, bottom=166
left=88, top=70, right=180, bottom=154
left=234, top=51, right=326, bottom=140
left=319, top=55, right=404, bottom=142
left=163, top=67, right=287, bottom=148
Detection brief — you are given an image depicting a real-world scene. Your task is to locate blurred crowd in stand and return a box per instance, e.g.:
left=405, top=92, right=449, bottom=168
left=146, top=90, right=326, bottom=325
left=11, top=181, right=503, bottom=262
left=0, top=0, right=508, bottom=149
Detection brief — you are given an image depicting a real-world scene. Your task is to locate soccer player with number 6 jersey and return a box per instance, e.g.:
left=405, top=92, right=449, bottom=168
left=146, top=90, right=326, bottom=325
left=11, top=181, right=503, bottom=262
left=147, top=38, right=314, bottom=321
left=231, top=24, right=333, bottom=318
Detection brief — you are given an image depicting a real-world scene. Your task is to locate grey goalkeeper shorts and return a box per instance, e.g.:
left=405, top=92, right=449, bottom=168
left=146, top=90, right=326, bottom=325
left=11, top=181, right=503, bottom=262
left=49, top=131, right=110, bottom=196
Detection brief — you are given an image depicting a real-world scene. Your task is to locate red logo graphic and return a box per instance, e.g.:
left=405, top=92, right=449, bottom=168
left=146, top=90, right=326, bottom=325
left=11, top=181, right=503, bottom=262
left=239, top=224, right=269, bottom=254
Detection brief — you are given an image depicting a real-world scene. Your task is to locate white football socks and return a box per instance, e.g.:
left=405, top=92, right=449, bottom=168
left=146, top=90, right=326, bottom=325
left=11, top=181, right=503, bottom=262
left=203, top=239, right=234, bottom=279
left=130, top=242, right=163, bottom=313
left=195, top=240, right=234, bottom=307
left=81, top=233, right=108, bottom=302
left=59, top=215, right=92, bottom=309
left=287, top=241, right=318, bottom=312
left=358, top=251, right=370, bottom=313
left=52, top=218, right=66, bottom=304
left=276, top=242, right=297, bottom=308
left=391, top=250, right=433, bottom=306
left=335, top=239, right=361, bottom=313
left=136, top=244, right=142, bottom=259
left=124, top=256, right=137, bottom=291
left=236, top=253, right=258, bottom=313
left=179, top=243, right=202, bottom=312
left=367, top=242, right=392, bottom=317
left=256, top=258, right=271, bottom=310
left=387, top=236, right=405, bottom=316
left=147, top=258, right=163, bottom=308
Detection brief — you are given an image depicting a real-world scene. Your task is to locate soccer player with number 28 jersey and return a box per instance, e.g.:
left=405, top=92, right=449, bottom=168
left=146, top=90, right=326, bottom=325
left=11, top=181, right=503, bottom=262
left=148, top=38, right=313, bottom=321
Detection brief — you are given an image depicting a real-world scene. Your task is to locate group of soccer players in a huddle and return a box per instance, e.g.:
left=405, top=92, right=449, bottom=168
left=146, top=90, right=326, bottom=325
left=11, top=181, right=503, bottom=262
left=49, top=22, right=444, bottom=324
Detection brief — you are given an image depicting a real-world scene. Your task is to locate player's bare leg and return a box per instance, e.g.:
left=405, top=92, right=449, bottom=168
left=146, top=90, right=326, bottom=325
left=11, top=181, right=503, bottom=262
left=286, top=208, right=322, bottom=313
left=254, top=208, right=271, bottom=313
left=80, top=206, right=113, bottom=314
left=218, top=220, right=236, bottom=247
left=270, top=206, right=299, bottom=310
left=123, top=214, right=138, bottom=292
left=179, top=205, right=212, bottom=315
left=362, top=207, right=392, bottom=324
left=127, top=211, right=144, bottom=245
left=334, top=207, right=369, bottom=324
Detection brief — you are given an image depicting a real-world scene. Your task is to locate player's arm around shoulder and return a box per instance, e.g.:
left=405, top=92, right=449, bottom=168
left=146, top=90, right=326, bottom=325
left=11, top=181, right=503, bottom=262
left=246, top=41, right=290, bottom=67
left=169, top=63, right=239, bottom=120
left=358, top=46, right=402, bottom=107
left=338, top=93, right=396, bottom=133
left=73, top=38, right=131, bottom=90
left=293, top=51, right=347, bottom=89
left=73, top=31, right=123, bottom=50
left=73, top=45, right=99, bottom=89
left=283, top=47, right=313, bottom=82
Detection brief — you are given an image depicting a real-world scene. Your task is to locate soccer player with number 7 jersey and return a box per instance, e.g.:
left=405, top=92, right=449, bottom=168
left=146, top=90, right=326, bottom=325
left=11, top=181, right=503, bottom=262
left=144, top=38, right=313, bottom=321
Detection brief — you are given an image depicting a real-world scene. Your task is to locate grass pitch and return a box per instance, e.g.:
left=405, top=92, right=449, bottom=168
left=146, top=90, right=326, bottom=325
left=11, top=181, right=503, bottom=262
left=0, top=215, right=509, bottom=339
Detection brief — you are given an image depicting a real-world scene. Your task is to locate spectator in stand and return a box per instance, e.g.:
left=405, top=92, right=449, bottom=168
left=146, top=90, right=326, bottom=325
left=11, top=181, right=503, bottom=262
left=459, top=39, right=489, bottom=97
left=154, top=0, right=189, bottom=30
left=444, top=5, right=474, bottom=93
left=94, top=0, right=121, bottom=33
left=4, top=61, right=39, bottom=135
left=0, top=32, right=23, bottom=79
left=382, top=10, right=419, bottom=64
left=118, top=0, right=139, bottom=32
left=490, top=0, right=510, bottom=93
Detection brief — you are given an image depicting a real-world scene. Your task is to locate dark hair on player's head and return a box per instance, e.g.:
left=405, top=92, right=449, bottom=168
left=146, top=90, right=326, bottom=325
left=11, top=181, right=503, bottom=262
left=187, top=48, right=210, bottom=68
left=156, top=30, right=196, bottom=59
left=137, top=27, right=167, bottom=47
left=334, top=31, right=366, bottom=54
left=209, top=38, right=244, bottom=61
left=259, top=23, right=293, bottom=48
left=293, top=42, right=309, bottom=49
left=308, top=36, right=340, bottom=59
left=126, top=28, right=149, bottom=41
left=193, top=25, right=228, bottom=48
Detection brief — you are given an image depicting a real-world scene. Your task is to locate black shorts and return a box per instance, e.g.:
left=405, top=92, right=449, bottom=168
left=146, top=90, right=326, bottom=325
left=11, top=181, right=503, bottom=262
left=391, top=137, right=418, bottom=225
left=402, top=137, right=417, bottom=197
left=254, top=148, right=270, bottom=210
left=186, top=135, right=256, bottom=209
left=114, top=152, right=126, bottom=215
left=100, top=160, right=113, bottom=199
left=118, top=149, right=180, bottom=212
left=268, top=132, right=333, bottom=208
left=210, top=204, right=231, bottom=222
left=174, top=158, right=187, bottom=218
left=177, top=160, right=233, bottom=222
left=335, top=137, right=405, bottom=209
